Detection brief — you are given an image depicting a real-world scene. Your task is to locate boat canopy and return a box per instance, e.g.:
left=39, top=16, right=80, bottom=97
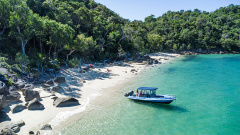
left=137, top=87, right=158, bottom=91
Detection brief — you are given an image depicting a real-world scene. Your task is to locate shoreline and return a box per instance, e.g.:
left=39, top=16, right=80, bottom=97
left=1, top=52, right=180, bottom=135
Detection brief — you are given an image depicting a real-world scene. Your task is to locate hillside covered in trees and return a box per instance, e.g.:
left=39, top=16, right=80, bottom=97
left=0, top=0, right=240, bottom=73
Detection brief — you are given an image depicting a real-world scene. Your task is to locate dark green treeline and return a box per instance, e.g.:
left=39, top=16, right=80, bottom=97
left=1, top=0, right=240, bottom=63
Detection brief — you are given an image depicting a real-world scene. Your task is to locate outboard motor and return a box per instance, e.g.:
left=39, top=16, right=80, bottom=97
left=129, top=91, right=134, bottom=96
left=124, top=91, right=134, bottom=97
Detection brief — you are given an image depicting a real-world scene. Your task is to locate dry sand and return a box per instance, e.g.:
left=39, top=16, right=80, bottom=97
left=3, top=52, right=180, bottom=135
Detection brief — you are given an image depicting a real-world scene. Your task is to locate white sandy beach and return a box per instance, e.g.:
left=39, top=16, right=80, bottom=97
left=3, top=52, right=180, bottom=135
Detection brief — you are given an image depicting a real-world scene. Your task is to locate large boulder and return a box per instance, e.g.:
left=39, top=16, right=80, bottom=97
left=8, top=86, right=17, bottom=92
left=27, top=98, right=44, bottom=110
left=53, top=77, right=66, bottom=84
left=11, top=104, right=26, bottom=113
left=25, top=90, right=40, bottom=101
left=53, top=97, right=79, bottom=107
left=21, top=84, right=34, bottom=96
left=0, top=81, right=8, bottom=94
left=0, top=95, right=9, bottom=109
left=5, top=91, right=21, bottom=102
left=0, top=120, right=25, bottom=133
left=13, top=81, right=26, bottom=90
left=51, top=86, right=62, bottom=92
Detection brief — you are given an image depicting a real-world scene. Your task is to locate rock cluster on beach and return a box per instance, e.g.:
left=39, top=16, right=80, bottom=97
left=0, top=67, right=81, bottom=134
left=0, top=52, right=180, bottom=134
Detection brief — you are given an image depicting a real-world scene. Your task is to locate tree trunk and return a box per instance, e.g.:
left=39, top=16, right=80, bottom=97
left=66, top=49, right=76, bottom=61
left=48, top=44, right=52, bottom=57
left=18, top=27, right=29, bottom=55
left=0, top=25, right=6, bottom=35
left=21, top=40, right=26, bottom=55
left=34, top=37, right=36, bottom=50
left=56, top=47, right=64, bottom=60
left=40, top=39, right=43, bottom=54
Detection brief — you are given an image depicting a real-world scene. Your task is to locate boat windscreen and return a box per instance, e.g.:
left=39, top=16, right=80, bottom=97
left=137, top=87, right=158, bottom=90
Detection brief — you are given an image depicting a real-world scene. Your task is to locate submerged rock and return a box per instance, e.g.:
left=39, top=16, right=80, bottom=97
left=53, top=97, right=79, bottom=107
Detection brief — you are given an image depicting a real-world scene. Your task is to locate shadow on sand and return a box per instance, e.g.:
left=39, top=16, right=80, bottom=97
left=0, top=111, right=11, bottom=122
left=81, top=70, right=118, bottom=81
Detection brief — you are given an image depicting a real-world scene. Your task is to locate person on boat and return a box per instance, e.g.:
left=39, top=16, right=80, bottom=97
left=136, top=89, right=139, bottom=97
left=139, top=91, right=142, bottom=97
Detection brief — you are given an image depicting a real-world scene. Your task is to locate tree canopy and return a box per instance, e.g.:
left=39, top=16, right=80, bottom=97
left=0, top=0, right=240, bottom=66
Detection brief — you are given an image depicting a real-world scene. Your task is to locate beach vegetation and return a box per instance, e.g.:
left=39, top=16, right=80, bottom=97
left=0, top=0, right=240, bottom=72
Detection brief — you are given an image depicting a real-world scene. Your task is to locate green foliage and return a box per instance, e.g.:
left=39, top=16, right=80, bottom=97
left=0, top=56, right=10, bottom=69
left=0, top=0, right=240, bottom=72
left=15, top=52, right=30, bottom=65
left=68, top=58, right=80, bottom=68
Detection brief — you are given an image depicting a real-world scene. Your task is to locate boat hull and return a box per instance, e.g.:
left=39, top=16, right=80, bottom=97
left=127, top=96, right=176, bottom=104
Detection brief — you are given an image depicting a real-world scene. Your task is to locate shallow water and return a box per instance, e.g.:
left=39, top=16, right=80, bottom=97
left=61, top=54, right=240, bottom=135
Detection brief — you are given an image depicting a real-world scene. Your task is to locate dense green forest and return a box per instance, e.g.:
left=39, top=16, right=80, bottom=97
left=0, top=0, right=240, bottom=73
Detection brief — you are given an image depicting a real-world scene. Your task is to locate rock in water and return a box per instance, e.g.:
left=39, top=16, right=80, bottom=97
left=53, top=77, right=66, bottom=84
left=0, top=128, right=17, bottom=135
left=25, top=90, right=40, bottom=101
left=11, top=104, right=26, bottom=113
left=40, top=124, right=52, bottom=130
left=27, top=98, right=44, bottom=110
left=53, top=97, right=79, bottom=107
left=0, top=81, right=7, bottom=94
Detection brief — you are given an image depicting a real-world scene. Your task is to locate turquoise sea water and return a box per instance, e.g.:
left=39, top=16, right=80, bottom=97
left=62, top=54, right=240, bottom=135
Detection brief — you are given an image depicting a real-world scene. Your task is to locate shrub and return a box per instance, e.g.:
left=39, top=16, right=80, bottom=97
left=68, top=58, right=80, bottom=68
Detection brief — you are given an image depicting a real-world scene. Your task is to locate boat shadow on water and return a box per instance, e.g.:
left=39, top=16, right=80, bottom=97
left=131, top=100, right=188, bottom=113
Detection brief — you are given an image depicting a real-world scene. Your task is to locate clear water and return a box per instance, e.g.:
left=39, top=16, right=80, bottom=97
left=61, top=54, right=240, bottom=135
